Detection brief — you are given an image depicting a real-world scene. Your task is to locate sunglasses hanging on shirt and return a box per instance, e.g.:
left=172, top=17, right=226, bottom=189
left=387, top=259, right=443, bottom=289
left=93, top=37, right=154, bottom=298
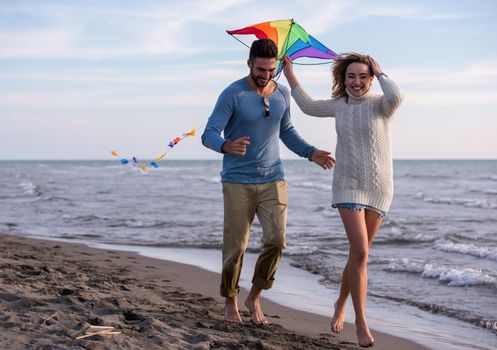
left=263, top=96, right=270, bottom=119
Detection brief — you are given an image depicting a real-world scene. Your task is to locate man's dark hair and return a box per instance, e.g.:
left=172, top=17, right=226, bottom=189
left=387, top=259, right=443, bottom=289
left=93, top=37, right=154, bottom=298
left=249, top=38, right=278, bottom=61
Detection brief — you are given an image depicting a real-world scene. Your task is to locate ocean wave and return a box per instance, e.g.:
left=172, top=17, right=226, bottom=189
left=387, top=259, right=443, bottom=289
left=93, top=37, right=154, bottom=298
left=376, top=221, right=436, bottom=244
left=78, top=233, right=104, bottom=238
left=45, top=196, right=72, bottom=203
left=397, top=173, right=453, bottom=180
left=368, top=292, right=497, bottom=333
left=468, top=188, right=497, bottom=195
left=293, top=181, right=332, bottom=191
left=382, top=258, right=425, bottom=273
left=16, top=182, right=71, bottom=203
left=18, top=182, right=42, bottom=197
left=80, top=237, right=223, bottom=250
left=181, top=175, right=219, bottom=184
left=383, top=258, right=496, bottom=287
left=314, top=206, right=328, bottom=212
left=62, top=214, right=100, bottom=222
left=62, top=215, right=199, bottom=229
left=284, top=244, right=319, bottom=256
left=0, top=223, right=18, bottom=232
left=289, top=257, right=335, bottom=277
left=111, top=219, right=199, bottom=229
left=422, top=265, right=496, bottom=287
left=111, top=240, right=223, bottom=250
left=377, top=233, right=436, bottom=245
left=433, top=239, right=497, bottom=261
left=416, top=192, right=497, bottom=209
left=485, top=175, right=497, bottom=182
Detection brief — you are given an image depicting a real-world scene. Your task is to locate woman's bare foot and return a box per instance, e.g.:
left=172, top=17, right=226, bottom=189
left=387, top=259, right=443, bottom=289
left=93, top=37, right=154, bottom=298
left=224, top=296, right=242, bottom=323
left=331, top=302, right=346, bottom=333
left=356, top=322, right=374, bottom=347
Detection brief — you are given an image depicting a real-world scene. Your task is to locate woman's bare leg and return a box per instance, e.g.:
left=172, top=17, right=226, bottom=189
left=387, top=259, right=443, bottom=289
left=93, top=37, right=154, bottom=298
left=331, top=209, right=382, bottom=335
left=334, top=209, right=382, bottom=347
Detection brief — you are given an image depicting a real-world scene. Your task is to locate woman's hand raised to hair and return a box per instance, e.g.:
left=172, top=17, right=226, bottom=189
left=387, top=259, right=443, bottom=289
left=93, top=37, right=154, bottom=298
left=367, top=55, right=383, bottom=77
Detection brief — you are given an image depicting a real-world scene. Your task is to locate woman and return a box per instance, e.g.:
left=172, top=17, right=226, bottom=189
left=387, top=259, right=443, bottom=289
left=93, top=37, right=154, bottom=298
left=282, top=53, right=403, bottom=347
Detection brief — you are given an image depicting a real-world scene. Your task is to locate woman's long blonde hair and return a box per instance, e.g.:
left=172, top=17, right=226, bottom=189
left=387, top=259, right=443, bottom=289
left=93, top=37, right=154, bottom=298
left=332, top=53, right=373, bottom=98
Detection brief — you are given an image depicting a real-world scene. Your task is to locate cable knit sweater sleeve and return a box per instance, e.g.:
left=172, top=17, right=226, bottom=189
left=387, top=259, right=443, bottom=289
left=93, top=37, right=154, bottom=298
left=291, top=85, right=340, bottom=118
left=292, top=76, right=403, bottom=119
left=377, top=75, right=404, bottom=117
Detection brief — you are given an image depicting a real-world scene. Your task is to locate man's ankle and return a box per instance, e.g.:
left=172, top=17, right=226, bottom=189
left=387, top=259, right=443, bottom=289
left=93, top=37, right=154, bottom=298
left=225, top=296, right=237, bottom=305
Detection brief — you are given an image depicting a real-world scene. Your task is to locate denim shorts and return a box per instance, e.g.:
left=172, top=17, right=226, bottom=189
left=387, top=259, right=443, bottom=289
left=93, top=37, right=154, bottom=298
left=332, top=202, right=386, bottom=218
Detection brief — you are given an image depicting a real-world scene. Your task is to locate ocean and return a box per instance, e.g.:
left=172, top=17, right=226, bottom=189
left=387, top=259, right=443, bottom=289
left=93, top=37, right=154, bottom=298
left=1, top=159, right=496, bottom=349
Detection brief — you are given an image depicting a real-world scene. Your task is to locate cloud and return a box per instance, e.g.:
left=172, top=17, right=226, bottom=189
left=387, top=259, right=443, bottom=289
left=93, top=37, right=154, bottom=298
left=279, top=0, right=464, bottom=35
left=0, top=62, right=245, bottom=86
left=382, top=59, right=497, bottom=107
left=0, top=29, right=75, bottom=58
left=99, top=94, right=217, bottom=108
left=391, top=59, right=497, bottom=87
left=0, top=0, right=466, bottom=59
left=0, top=0, right=251, bottom=59
left=406, top=90, right=497, bottom=107
left=0, top=89, right=218, bottom=109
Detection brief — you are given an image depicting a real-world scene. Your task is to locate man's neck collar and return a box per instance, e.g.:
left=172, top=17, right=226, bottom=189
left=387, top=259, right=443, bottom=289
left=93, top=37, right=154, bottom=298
left=246, top=76, right=276, bottom=97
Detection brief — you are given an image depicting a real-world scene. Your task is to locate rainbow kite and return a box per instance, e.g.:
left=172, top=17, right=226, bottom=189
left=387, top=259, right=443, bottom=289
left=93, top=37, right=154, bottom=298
left=227, top=19, right=338, bottom=76
left=111, top=128, right=198, bottom=174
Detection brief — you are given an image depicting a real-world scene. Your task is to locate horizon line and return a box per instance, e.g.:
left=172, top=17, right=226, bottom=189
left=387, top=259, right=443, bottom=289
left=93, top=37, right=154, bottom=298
left=1, top=158, right=496, bottom=162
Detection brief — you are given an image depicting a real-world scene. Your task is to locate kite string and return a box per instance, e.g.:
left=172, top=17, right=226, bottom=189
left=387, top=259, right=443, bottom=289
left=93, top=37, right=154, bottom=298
left=228, top=34, right=251, bottom=49
left=292, top=61, right=333, bottom=66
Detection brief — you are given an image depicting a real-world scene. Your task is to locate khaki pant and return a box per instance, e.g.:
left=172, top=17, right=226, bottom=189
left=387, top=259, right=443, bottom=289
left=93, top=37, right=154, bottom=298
left=220, top=180, right=288, bottom=298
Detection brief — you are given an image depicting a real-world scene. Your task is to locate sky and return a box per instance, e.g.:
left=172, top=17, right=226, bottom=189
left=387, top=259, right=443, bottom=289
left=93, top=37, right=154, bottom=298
left=1, top=0, right=496, bottom=160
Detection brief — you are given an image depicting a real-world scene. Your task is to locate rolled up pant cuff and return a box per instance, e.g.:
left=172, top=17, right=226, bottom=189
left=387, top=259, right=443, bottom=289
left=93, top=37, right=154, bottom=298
left=220, top=287, right=239, bottom=298
left=252, top=276, right=274, bottom=290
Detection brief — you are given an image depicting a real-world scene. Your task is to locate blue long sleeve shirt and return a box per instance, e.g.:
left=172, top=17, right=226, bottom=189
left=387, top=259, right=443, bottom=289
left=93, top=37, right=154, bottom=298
left=202, top=78, right=316, bottom=183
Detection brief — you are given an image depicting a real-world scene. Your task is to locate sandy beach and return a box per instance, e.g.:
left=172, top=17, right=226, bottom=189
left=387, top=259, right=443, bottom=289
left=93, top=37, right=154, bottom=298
left=0, top=233, right=429, bottom=349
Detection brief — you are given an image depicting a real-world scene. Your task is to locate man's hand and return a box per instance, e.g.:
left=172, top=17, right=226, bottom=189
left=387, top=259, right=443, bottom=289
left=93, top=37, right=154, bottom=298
left=311, top=150, right=335, bottom=170
left=222, top=136, right=250, bottom=156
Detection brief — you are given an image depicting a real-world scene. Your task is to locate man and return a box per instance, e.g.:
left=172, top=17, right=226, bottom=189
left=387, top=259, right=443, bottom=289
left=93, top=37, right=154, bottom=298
left=202, top=38, right=335, bottom=325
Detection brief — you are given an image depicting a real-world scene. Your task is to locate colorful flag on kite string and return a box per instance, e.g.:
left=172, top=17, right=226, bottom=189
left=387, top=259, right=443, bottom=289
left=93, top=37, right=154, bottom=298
left=111, top=128, right=199, bottom=174
left=227, top=19, right=339, bottom=77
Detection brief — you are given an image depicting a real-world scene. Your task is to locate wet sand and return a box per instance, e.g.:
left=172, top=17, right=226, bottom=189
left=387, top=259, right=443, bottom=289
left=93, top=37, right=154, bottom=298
left=0, top=233, right=429, bottom=349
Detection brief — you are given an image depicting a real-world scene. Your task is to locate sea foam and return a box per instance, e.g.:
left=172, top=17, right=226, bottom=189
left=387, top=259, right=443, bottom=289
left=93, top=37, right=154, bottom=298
left=416, top=192, right=497, bottom=209
left=433, top=239, right=497, bottom=261
left=384, top=258, right=496, bottom=287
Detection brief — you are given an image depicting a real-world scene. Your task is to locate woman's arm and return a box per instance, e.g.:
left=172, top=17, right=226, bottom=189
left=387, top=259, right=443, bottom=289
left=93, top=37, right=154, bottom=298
left=282, top=55, right=338, bottom=118
left=282, top=55, right=300, bottom=89
left=369, top=55, right=404, bottom=117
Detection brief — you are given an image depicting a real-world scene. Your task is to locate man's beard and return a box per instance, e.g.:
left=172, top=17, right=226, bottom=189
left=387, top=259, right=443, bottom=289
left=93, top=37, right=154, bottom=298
left=250, top=69, right=272, bottom=88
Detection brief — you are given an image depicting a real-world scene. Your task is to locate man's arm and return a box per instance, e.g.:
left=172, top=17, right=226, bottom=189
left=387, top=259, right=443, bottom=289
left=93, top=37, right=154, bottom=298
left=280, top=105, right=335, bottom=169
left=201, top=89, right=234, bottom=153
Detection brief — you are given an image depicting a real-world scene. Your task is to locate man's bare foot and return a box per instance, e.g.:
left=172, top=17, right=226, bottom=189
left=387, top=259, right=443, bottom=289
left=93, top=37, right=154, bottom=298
left=244, top=298, right=268, bottom=325
left=331, top=302, right=346, bottom=333
left=224, top=296, right=242, bottom=323
left=356, top=322, right=374, bottom=347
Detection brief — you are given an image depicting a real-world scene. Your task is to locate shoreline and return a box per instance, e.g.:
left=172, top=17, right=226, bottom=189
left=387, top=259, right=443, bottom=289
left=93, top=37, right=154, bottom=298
left=0, top=233, right=428, bottom=349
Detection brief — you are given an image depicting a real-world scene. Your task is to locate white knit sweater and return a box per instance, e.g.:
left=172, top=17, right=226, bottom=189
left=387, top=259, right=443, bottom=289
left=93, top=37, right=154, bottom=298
left=291, top=75, right=404, bottom=212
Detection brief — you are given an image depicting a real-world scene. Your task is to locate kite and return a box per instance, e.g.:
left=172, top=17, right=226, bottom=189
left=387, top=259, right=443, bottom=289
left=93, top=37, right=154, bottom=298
left=227, top=19, right=339, bottom=77
left=111, top=128, right=198, bottom=174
